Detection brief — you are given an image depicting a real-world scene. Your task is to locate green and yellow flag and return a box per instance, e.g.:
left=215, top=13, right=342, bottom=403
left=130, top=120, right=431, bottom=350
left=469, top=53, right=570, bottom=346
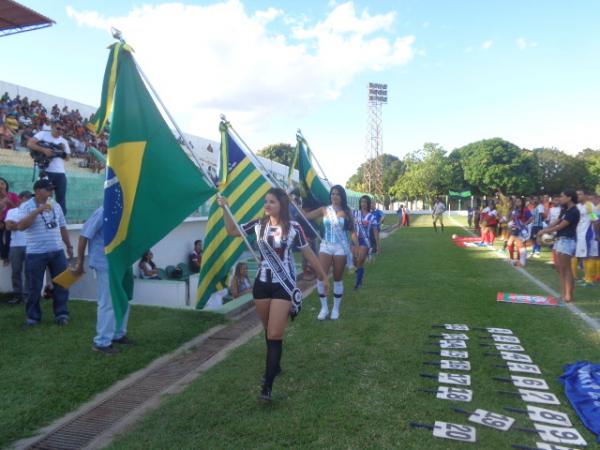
left=292, top=132, right=330, bottom=207
left=195, top=121, right=272, bottom=309
left=102, top=45, right=216, bottom=327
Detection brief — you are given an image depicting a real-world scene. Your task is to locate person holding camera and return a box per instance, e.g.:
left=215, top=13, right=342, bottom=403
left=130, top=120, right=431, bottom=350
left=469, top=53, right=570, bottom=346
left=17, top=179, right=73, bottom=328
left=27, top=120, right=71, bottom=216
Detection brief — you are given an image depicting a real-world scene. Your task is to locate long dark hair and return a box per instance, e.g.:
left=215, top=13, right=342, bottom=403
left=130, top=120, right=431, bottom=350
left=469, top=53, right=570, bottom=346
left=140, top=250, right=156, bottom=269
left=359, top=195, right=372, bottom=212
left=330, top=185, right=353, bottom=231
left=0, top=176, right=10, bottom=193
left=561, top=189, right=578, bottom=214
left=261, top=187, right=291, bottom=236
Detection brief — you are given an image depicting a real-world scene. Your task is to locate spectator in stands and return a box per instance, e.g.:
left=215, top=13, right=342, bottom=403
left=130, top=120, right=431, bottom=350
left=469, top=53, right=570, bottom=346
left=0, top=176, right=19, bottom=264
left=20, top=125, right=34, bottom=148
left=229, top=262, right=252, bottom=298
left=138, top=250, right=161, bottom=279
left=4, top=191, right=32, bottom=305
left=17, top=179, right=74, bottom=328
left=74, top=207, right=132, bottom=354
left=0, top=105, right=15, bottom=149
left=27, top=119, right=71, bottom=216
left=189, top=239, right=202, bottom=273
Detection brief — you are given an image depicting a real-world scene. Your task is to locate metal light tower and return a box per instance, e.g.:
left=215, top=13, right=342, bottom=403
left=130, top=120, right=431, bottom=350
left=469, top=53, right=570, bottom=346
left=364, top=82, right=387, bottom=199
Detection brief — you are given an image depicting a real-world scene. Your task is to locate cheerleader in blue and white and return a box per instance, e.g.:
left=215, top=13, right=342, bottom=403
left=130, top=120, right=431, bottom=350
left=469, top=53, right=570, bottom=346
left=305, top=185, right=358, bottom=320
left=352, top=195, right=379, bottom=289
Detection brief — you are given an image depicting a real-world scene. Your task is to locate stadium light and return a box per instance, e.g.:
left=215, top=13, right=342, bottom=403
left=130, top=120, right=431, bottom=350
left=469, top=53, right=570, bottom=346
left=368, top=83, right=388, bottom=103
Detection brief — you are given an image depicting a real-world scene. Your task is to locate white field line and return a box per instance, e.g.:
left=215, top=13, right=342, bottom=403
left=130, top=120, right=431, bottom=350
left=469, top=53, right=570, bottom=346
left=448, top=215, right=600, bottom=333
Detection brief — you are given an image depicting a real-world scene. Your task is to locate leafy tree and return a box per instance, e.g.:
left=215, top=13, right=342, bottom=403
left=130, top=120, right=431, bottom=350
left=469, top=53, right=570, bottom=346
left=454, top=138, right=538, bottom=195
left=346, top=153, right=404, bottom=208
left=577, top=148, right=600, bottom=192
left=534, top=147, right=590, bottom=194
left=257, top=143, right=295, bottom=167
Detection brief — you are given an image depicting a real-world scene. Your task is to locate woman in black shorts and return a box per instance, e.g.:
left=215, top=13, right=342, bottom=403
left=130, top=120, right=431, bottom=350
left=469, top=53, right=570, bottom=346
left=218, top=187, right=328, bottom=401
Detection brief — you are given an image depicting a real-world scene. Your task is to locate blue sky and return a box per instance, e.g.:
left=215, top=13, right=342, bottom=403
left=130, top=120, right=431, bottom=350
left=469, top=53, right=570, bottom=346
left=4, top=1, right=600, bottom=183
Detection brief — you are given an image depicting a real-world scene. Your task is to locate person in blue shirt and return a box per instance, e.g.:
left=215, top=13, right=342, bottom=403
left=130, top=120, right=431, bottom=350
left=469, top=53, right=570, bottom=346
left=73, top=207, right=132, bottom=354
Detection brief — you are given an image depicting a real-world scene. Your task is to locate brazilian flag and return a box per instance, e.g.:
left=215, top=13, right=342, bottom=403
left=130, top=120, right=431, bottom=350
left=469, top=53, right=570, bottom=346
left=103, top=45, right=216, bottom=327
left=291, top=132, right=330, bottom=207
left=196, top=120, right=272, bottom=309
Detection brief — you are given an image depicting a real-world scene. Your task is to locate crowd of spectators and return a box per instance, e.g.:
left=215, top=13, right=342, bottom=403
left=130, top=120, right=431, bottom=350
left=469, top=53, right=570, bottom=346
left=0, top=92, right=107, bottom=172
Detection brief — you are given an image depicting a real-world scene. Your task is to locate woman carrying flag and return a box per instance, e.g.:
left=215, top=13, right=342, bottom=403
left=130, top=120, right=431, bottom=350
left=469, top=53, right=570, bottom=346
left=218, top=188, right=327, bottom=402
left=352, top=195, right=378, bottom=289
left=305, top=185, right=358, bottom=321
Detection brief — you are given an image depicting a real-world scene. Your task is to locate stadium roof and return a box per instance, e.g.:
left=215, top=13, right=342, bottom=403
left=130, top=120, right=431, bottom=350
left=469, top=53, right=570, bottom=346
left=0, top=0, right=54, bottom=37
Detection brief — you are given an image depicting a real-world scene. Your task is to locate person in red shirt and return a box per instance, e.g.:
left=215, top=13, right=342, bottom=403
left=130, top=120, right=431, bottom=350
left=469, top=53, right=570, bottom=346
left=0, top=177, right=19, bottom=263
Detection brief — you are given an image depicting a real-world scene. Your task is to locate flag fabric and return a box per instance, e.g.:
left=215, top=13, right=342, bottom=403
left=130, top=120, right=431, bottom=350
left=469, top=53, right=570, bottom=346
left=449, top=190, right=472, bottom=198
left=560, top=361, right=600, bottom=443
left=88, top=42, right=129, bottom=134
left=294, top=133, right=330, bottom=207
left=103, top=45, right=216, bottom=327
left=195, top=121, right=272, bottom=309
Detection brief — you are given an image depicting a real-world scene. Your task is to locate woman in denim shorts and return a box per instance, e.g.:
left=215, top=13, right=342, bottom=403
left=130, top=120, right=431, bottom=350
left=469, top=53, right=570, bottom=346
left=537, top=189, right=580, bottom=302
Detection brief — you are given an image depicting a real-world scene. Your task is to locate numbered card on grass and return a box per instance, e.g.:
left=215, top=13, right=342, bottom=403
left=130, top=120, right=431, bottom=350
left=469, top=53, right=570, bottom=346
left=439, top=340, right=467, bottom=349
left=432, top=421, right=476, bottom=442
left=526, top=405, right=573, bottom=427
left=533, top=423, right=587, bottom=447
left=440, top=350, right=469, bottom=359
left=441, top=359, right=471, bottom=371
left=492, top=334, right=521, bottom=344
left=511, top=375, right=549, bottom=390
left=487, top=327, right=513, bottom=335
left=441, top=333, right=469, bottom=340
left=444, top=324, right=470, bottom=331
left=506, top=362, right=542, bottom=374
left=534, top=441, right=580, bottom=450
left=519, top=389, right=560, bottom=405
left=495, top=343, right=525, bottom=352
left=468, top=409, right=515, bottom=431
left=436, top=386, right=473, bottom=402
left=500, top=351, right=533, bottom=363
left=438, top=372, right=471, bottom=386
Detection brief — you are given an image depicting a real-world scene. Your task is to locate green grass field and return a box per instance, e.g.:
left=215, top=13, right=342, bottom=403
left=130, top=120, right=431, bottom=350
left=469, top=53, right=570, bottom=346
left=0, top=300, right=224, bottom=448
left=107, top=216, right=600, bottom=450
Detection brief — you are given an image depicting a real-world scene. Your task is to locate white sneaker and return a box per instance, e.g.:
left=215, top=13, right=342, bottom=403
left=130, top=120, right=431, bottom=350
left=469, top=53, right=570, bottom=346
left=330, top=308, right=340, bottom=320
left=317, top=307, right=329, bottom=320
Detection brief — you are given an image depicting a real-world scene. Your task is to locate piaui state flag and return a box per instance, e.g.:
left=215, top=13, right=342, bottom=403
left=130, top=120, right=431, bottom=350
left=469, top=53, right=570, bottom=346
left=196, top=120, right=272, bottom=308
left=103, top=45, right=215, bottom=327
left=294, top=132, right=330, bottom=207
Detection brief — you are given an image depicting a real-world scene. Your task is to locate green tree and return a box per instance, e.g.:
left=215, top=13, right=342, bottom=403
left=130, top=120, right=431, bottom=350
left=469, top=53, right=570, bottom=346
left=346, top=153, right=404, bottom=208
left=534, top=147, right=590, bottom=194
left=577, top=148, right=600, bottom=192
left=257, top=143, right=295, bottom=167
left=455, top=138, right=538, bottom=195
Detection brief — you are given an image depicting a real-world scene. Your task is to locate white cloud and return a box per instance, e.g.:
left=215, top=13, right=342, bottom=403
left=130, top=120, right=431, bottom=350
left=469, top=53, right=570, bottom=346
left=66, top=1, right=415, bottom=138
left=516, top=37, right=538, bottom=50
left=481, top=40, right=493, bottom=50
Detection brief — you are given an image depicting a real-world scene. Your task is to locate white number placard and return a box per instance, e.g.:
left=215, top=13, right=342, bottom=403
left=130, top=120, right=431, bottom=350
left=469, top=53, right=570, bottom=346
left=495, top=343, right=525, bottom=352
left=519, top=389, right=560, bottom=405
left=527, top=405, right=573, bottom=427
left=439, top=340, right=467, bottom=349
left=468, top=409, right=515, bottom=431
left=444, top=324, right=469, bottom=331
left=441, top=333, right=469, bottom=340
left=500, top=351, right=533, bottom=363
left=492, top=334, right=521, bottom=343
left=534, top=441, right=579, bottom=449
left=432, top=421, right=476, bottom=442
left=441, top=350, right=469, bottom=359
left=511, top=375, right=549, bottom=390
left=440, top=359, right=471, bottom=371
left=534, top=423, right=587, bottom=447
left=487, top=327, right=513, bottom=335
left=436, top=386, right=473, bottom=402
left=438, top=372, right=471, bottom=386
left=507, top=362, right=542, bottom=374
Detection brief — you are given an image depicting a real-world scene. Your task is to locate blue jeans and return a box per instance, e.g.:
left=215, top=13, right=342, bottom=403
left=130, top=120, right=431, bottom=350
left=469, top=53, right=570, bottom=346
left=46, top=172, right=67, bottom=217
left=94, top=268, right=130, bottom=347
left=26, top=250, right=69, bottom=323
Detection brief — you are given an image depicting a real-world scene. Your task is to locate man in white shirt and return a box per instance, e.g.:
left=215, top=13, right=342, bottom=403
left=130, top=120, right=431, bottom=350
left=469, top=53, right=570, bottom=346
left=4, top=191, right=32, bottom=304
left=27, top=120, right=71, bottom=216
left=432, top=198, right=446, bottom=233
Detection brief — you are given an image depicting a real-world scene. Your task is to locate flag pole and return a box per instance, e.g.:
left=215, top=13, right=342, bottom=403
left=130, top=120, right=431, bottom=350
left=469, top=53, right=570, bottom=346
left=226, top=121, right=323, bottom=241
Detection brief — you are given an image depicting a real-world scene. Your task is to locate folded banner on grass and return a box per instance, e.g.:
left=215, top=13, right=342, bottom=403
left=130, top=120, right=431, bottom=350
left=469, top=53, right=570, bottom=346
left=289, top=132, right=330, bottom=207
left=560, top=361, right=600, bottom=442
left=496, top=292, right=560, bottom=306
left=102, top=45, right=216, bottom=327
left=452, top=236, right=481, bottom=248
left=195, top=120, right=272, bottom=309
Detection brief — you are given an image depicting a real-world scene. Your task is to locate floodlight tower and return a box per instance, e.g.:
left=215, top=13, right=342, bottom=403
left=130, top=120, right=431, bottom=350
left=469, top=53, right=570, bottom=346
left=364, top=82, right=387, bottom=199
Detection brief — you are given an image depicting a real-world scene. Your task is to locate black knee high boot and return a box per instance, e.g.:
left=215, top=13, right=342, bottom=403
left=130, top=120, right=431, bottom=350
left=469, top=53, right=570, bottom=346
left=260, top=339, right=282, bottom=401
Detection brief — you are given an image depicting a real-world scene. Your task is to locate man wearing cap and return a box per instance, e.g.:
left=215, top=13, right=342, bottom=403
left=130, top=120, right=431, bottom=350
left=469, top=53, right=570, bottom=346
left=17, top=179, right=74, bottom=328
left=27, top=120, right=71, bottom=216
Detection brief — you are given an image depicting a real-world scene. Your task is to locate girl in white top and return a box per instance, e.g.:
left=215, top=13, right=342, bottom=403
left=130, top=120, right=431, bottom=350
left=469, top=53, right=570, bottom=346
left=305, top=185, right=358, bottom=321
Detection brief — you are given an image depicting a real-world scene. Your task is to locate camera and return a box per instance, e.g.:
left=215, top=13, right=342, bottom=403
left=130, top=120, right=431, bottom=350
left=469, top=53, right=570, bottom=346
left=46, top=220, right=58, bottom=229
